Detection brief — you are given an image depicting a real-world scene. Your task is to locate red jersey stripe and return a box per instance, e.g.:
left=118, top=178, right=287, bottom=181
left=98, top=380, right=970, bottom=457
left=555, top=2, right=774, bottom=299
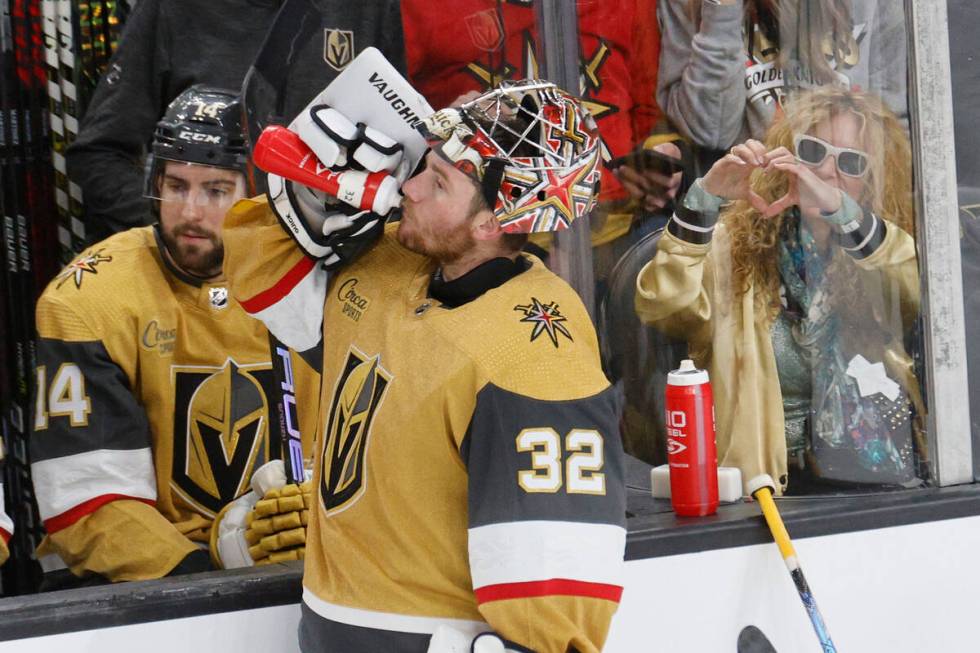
left=44, top=494, right=156, bottom=534
left=240, top=256, right=317, bottom=314
left=474, top=578, right=623, bottom=604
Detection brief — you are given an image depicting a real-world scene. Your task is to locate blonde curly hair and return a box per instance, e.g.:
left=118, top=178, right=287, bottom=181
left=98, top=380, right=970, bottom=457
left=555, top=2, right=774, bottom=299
left=722, top=86, right=913, bottom=315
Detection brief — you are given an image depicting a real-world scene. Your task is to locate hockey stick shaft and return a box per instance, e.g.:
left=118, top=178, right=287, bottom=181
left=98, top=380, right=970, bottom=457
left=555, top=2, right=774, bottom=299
left=268, top=334, right=305, bottom=485
left=752, top=483, right=837, bottom=653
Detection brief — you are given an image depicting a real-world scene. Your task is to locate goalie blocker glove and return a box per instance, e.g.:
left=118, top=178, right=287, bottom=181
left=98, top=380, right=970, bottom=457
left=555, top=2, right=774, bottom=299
left=267, top=175, right=386, bottom=270
left=265, top=95, right=410, bottom=265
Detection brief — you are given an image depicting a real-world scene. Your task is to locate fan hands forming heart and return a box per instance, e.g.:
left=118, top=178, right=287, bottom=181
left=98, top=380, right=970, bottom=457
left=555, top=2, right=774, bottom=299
left=701, top=139, right=844, bottom=220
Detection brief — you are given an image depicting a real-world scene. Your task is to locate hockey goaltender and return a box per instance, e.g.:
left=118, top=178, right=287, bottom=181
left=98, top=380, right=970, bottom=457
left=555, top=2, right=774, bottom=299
left=223, top=79, right=628, bottom=652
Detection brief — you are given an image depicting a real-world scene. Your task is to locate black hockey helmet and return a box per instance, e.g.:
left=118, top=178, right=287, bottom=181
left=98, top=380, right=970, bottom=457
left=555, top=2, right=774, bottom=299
left=145, top=85, right=255, bottom=203
left=151, top=85, right=249, bottom=170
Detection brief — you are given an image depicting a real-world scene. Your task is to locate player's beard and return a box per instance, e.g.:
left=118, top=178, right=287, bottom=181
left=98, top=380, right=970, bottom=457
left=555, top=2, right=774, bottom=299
left=396, top=207, right=475, bottom=266
left=161, top=222, right=224, bottom=279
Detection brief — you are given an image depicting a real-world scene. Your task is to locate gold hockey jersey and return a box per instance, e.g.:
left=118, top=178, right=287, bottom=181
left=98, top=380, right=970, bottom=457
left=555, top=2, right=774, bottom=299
left=225, top=199, right=627, bottom=653
left=31, top=226, right=318, bottom=581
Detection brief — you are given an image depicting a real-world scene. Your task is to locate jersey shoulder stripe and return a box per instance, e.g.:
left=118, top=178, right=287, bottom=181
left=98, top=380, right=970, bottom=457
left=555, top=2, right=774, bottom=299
left=32, top=447, right=157, bottom=532
left=468, top=520, right=625, bottom=604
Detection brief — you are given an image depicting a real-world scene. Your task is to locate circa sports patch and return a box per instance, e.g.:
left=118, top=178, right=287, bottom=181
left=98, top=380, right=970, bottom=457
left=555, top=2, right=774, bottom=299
left=55, top=250, right=113, bottom=290
left=514, top=297, right=573, bottom=348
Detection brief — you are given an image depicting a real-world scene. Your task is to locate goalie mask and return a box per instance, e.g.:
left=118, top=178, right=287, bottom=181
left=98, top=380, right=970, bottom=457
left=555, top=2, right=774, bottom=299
left=145, top=85, right=253, bottom=204
left=417, top=80, right=603, bottom=234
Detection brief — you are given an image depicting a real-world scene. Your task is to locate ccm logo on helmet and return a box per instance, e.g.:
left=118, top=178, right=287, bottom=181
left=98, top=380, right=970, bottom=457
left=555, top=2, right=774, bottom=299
left=178, top=131, right=222, bottom=144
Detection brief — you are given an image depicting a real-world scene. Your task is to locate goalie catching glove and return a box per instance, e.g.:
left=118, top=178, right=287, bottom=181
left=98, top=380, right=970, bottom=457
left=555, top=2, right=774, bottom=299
left=263, top=94, right=411, bottom=266
left=210, top=460, right=312, bottom=568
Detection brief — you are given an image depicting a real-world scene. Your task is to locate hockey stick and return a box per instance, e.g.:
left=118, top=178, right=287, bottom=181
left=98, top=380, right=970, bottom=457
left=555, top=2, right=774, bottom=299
left=56, top=0, right=87, bottom=254
left=268, top=333, right=305, bottom=485
left=41, top=0, right=71, bottom=262
left=747, top=475, right=837, bottom=653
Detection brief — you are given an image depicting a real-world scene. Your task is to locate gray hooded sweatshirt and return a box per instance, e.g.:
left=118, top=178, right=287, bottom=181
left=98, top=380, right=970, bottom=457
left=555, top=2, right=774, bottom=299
left=657, top=0, right=909, bottom=151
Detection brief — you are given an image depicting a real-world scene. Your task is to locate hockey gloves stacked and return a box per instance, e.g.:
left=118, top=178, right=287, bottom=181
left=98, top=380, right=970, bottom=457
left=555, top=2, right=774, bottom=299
left=210, top=460, right=312, bottom=568
left=268, top=91, right=412, bottom=270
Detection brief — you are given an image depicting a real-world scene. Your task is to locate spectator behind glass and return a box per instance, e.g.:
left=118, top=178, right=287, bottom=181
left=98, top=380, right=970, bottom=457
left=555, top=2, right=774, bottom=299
left=657, top=0, right=909, bottom=156
left=66, top=0, right=405, bottom=245
left=636, top=87, right=923, bottom=494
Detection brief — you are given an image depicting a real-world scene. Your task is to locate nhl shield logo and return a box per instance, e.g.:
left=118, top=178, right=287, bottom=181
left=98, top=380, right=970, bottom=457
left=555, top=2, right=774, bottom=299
left=209, top=287, right=229, bottom=310
left=319, top=347, right=391, bottom=516
left=323, top=28, right=354, bottom=71
left=464, top=9, right=504, bottom=52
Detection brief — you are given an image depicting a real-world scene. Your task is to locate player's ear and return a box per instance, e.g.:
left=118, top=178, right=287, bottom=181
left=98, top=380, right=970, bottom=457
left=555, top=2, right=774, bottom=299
left=471, top=209, right=502, bottom=243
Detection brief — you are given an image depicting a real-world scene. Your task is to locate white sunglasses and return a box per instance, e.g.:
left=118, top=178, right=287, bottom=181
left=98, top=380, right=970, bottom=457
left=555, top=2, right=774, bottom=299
left=793, top=134, right=869, bottom=178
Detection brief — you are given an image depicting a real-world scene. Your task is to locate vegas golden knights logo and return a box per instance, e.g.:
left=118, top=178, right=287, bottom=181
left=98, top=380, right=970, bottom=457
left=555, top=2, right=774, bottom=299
left=172, top=359, right=275, bottom=516
left=464, top=9, right=504, bottom=52
left=324, top=28, right=354, bottom=71
left=319, top=348, right=391, bottom=515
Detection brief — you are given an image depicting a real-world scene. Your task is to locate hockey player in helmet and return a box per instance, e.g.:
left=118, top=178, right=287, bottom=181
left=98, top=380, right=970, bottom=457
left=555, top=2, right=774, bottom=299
left=223, top=80, right=626, bottom=652
left=145, top=85, right=253, bottom=280
left=30, top=85, right=318, bottom=585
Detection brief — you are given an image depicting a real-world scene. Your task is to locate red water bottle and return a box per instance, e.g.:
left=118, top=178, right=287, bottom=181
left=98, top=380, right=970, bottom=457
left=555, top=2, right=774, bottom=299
left=665, top=359, right=719, bottom=516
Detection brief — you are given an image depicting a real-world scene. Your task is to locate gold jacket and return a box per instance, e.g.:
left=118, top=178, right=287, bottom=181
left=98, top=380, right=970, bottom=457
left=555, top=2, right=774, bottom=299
left=635, top=218, right=921, bottom=493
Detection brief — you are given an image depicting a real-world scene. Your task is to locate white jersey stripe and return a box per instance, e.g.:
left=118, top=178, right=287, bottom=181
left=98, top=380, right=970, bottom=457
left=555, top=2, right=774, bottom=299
left=468, top=520, right=626, bottom=590
left=32, top=448, right=157, bottom=522
left=302, top=588, right=489, bottom=636
left=243, top=260, right=327, bottom=352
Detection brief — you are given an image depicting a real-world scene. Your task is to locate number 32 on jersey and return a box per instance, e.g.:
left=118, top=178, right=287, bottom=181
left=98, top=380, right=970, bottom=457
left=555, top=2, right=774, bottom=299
left=516, top=428, right=605, bottom=495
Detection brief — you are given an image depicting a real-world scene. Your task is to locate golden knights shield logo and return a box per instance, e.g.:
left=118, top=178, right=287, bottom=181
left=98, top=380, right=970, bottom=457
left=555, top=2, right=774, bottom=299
left=464, top=9, right=504, bottom=52
left=171, top=359, right=276, bottom=516
left=324, top=28, right=354, bottom=71
left=319, top=347, right=391, bottom=515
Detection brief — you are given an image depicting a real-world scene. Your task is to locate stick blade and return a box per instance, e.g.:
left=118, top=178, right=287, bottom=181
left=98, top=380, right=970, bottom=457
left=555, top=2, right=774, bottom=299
left=737, top=626, right=778, bottom=653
